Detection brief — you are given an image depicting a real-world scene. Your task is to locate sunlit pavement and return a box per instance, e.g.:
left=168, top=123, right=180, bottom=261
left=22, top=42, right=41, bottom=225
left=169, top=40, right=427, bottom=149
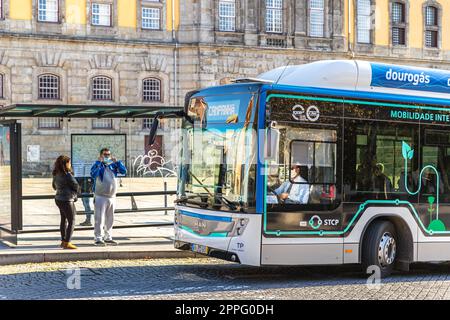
left=5, top=179, right=450, bottom=300
left=1, top=258, right=450, bottom=300
left=20, top=177, right=177, bottom=231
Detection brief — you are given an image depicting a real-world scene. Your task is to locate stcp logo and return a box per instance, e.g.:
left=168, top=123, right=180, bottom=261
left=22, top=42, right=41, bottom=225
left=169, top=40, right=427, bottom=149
left=309, top=215, right=323, bottom=230
left=308, top=215, right=340, bottom=230
left=292, top=105, right=320, bottom=122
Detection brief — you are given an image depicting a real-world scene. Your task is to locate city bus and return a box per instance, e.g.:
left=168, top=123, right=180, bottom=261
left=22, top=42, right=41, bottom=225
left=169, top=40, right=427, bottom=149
left=152, top=60, right=450, bottom=277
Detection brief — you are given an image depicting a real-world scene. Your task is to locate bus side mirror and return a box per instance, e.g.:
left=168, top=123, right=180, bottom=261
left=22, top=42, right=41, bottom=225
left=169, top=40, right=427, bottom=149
left=265, top=125, right=279, bottom=160
left=148, top=117, right=160, bottom=146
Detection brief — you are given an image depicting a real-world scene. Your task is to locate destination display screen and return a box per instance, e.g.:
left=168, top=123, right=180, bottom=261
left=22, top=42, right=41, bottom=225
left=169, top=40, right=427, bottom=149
left=187, top=93, right=256, bottom=125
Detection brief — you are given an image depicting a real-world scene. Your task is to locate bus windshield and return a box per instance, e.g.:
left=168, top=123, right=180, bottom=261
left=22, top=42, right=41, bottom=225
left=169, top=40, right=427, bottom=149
left=178, top=92, right=258, bottom=212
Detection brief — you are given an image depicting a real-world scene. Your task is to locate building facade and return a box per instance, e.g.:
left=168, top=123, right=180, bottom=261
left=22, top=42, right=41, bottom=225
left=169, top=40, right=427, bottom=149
left=0, top=0, right=448, bottom=176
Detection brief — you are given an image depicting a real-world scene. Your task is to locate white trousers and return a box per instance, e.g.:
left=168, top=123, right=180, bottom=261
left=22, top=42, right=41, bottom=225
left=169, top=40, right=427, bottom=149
left=94, top=195, right=116, bottom=241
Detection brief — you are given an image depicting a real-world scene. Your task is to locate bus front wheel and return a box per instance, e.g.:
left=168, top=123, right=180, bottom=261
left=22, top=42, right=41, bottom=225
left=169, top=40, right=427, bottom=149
left=362, top=220, right=397, bottom=278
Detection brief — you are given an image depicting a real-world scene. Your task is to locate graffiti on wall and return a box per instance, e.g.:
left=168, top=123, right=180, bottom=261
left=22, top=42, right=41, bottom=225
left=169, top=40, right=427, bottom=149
left=133, top=149, right=177, bottom=178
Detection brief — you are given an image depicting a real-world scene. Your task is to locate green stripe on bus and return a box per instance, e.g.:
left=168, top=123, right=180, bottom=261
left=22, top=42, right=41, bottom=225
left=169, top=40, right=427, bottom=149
left=263, top=94, right=450, bottom=236
left=266, top=93, right=450, bottom=113
left=262, top=163, right=450, bottom=236
left=180, top=225, right=228, bottom=238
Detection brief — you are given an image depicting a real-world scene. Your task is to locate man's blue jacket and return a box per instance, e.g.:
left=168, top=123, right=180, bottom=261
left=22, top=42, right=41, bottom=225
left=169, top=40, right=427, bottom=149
left=90, top=160, right=127, bottom=192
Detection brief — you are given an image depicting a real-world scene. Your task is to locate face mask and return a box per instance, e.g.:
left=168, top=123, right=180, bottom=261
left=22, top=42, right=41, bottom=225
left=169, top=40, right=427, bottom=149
left=103, top=157, right=111, bottom=164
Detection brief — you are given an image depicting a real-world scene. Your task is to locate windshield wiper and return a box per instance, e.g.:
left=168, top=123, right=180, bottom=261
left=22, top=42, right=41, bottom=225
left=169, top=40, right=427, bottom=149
left=175, top=195, right=209, bottom=208
left=185, top=170, right=238, bottom=211
left=214, top=194, right=238, bottom=211
left=177, top=193, right=237, bottom=211
left=188, top=170, right=214, bottom=195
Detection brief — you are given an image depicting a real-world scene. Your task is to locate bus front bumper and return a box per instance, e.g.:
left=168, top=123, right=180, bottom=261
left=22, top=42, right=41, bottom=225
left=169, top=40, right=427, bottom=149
left=174, top=240, right=241, bottom=263
left=173, top=207, right=262, bottom=266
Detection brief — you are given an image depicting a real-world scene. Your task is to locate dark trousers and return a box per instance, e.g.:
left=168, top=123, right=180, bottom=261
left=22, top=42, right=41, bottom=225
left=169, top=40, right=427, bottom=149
left=55, top=200, right=76, bottom=242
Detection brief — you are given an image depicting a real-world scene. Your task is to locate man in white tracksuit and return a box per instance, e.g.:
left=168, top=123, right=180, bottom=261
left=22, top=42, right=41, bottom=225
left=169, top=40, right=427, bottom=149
left=90, top=148, right=127, bottom=246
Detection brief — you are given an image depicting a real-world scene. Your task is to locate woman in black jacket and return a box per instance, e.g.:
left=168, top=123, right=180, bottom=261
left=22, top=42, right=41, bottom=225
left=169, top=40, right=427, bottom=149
left=52, top=155, right=79, bottom=249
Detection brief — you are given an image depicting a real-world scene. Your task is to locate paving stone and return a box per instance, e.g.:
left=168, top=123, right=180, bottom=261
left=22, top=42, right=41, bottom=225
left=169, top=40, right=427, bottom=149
left=0, top=258, right=450, bottom=299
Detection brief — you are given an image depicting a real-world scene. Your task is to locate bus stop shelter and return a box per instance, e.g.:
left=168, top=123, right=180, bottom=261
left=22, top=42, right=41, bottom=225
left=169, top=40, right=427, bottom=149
left=0, top=103, right=182, bottom=245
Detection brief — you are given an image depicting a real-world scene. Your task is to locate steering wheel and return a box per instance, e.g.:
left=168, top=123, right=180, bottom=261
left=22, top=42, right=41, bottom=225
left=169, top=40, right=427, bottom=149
left=267, top=185, right=283, bottom=203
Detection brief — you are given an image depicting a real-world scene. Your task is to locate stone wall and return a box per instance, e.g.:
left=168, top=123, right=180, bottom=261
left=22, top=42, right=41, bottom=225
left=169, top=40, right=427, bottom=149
left=3, top=0, right=450, bottom=177
left=0, top=36, right=179, bottom=176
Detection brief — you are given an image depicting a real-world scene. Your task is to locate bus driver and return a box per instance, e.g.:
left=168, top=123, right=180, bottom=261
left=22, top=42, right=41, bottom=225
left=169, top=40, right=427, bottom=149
left=273, top=164, right=310, bottom=204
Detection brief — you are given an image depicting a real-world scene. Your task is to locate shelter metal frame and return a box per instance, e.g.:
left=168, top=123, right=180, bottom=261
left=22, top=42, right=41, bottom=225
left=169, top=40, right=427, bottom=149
left=0, top=103, right=183, bottom=244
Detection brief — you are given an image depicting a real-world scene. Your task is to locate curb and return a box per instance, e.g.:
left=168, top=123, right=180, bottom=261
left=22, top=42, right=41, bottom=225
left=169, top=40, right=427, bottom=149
left=0, top=250, right=198, bottom=266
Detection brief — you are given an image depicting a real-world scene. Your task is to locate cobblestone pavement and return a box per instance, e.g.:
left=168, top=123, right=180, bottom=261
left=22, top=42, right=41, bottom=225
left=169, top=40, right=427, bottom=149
left=2, top=258, right=450, bottom=300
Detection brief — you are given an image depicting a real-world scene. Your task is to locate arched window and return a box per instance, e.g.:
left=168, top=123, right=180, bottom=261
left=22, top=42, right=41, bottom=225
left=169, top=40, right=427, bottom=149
left=357, top=0, right=372, bottom=44
left=309, top=0, right=324, bottom=37
left=38, top=74, right=60, bottom=100
left=143, top=78, right=161, bottom=102
left=425, top=6, right=438, bottom=48
left=92, top=76, right=112, bottom=101
left=391, top=2, right=406, bottom=46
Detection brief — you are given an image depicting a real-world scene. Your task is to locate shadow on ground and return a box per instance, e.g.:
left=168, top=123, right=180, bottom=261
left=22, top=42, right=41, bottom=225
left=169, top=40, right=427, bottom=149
left=1, top=259, right=450, bottom=299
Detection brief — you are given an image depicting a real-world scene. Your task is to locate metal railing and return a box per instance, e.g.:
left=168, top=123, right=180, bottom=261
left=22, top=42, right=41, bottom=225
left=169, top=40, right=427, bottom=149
left=19, top=183, right=176, bottom=233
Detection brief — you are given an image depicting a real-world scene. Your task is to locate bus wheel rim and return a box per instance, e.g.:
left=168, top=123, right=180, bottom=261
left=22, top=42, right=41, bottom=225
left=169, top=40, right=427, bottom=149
left=378, top=232, right=396, bottom=268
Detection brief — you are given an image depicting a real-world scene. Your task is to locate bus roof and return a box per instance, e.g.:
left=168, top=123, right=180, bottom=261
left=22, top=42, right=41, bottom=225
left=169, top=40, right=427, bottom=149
left=257, top=60, right=450, bottom=101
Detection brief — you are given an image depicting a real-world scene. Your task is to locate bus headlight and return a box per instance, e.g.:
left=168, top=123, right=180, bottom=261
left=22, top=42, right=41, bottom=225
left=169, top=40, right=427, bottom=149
left=231, top=218, right=248, bottom=236
left=174, top=211, right=179, bottom=225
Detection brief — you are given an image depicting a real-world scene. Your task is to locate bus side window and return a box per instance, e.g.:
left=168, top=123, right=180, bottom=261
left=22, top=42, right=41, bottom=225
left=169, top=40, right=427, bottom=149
left=345, top=121, right=417, bottom=202
left=266, top=125, right=338, bottom=209
left=290, top=140, right=337, bottom=204
left=422, top=130, right=450, bottom=202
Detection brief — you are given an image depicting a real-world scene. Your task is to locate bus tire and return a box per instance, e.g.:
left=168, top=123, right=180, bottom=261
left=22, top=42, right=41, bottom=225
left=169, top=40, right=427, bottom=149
left=362, top=220, right=397, bottom=278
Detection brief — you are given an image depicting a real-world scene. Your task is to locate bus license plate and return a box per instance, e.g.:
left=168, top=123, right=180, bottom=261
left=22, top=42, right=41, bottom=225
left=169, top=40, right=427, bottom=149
left=191, top=244, right=209, bottom=255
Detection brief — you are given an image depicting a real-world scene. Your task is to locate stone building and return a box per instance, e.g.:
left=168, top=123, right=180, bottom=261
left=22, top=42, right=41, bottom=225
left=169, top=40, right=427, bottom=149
left=0, top=0, right=448, bottom=176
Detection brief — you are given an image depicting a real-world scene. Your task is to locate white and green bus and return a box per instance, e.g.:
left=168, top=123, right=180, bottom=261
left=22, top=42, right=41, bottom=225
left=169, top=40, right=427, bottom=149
left=153, top=60, right=450, bottom=277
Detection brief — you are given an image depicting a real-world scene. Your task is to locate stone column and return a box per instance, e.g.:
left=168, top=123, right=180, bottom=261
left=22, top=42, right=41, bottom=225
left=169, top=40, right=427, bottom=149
left=244, top=0, right=259, bottom=46
left=294, top=0, right=308, bottom=48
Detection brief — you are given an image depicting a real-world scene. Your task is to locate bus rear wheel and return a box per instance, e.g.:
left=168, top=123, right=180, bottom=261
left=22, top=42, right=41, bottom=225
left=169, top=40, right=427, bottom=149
left=362, top=220, right=397, bottom=278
